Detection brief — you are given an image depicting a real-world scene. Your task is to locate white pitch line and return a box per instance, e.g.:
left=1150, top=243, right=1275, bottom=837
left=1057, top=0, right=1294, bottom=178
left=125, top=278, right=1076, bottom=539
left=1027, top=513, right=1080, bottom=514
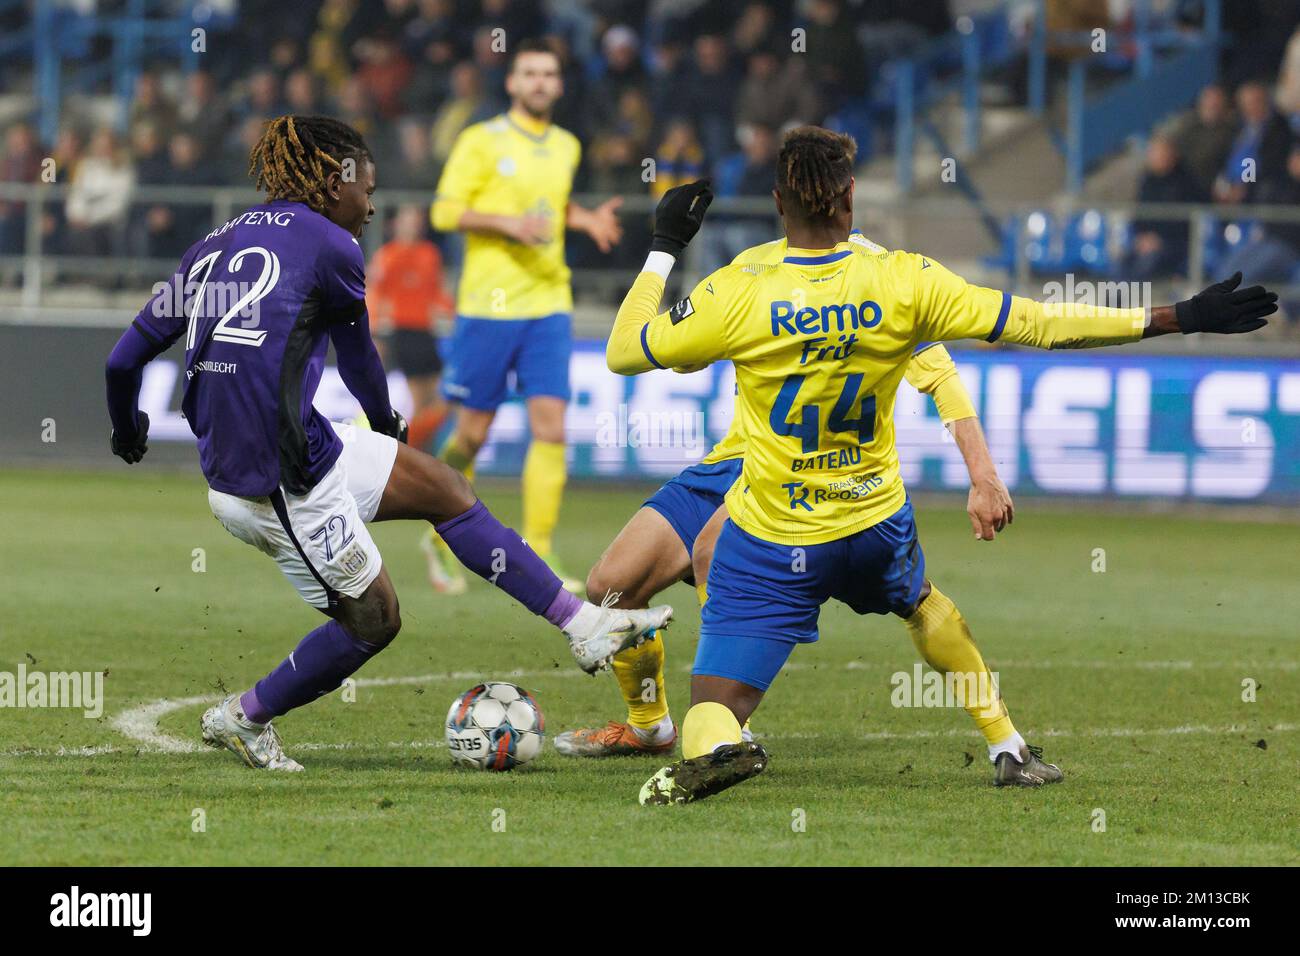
left=293, top=739, right=444, bottom=752
left=105, top=668, right=587, bottom=755
left=0, top=744, right=123, bottom=758
left=4, top=658, right=1295, bottom=759
left=109, top=693, right=214, bottom=754
left=10, top=720, right=1295, bottom=759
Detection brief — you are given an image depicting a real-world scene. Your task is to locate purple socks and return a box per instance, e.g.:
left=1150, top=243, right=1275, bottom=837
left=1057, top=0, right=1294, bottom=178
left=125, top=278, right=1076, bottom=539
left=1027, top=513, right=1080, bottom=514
left=543, top=588, right=583, bottom=630
left=240, top=500, right=581, bottom=725
left=435, top=500, right=573, bottom=620
left=241, top=619, right=383, bottom=723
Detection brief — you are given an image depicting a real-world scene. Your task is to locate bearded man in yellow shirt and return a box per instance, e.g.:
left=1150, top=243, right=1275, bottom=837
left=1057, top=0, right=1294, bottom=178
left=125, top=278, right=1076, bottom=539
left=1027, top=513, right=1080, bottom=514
left=425, top=38, right=623, bottom=593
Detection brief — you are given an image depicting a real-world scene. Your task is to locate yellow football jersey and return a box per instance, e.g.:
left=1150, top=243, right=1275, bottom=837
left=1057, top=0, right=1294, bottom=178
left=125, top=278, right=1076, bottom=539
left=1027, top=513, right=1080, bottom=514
left=431, top=112, right=581, bottom=318
left=698, top=234, right=975, bottom=466
left=610, top=239, right=1145, bottom=545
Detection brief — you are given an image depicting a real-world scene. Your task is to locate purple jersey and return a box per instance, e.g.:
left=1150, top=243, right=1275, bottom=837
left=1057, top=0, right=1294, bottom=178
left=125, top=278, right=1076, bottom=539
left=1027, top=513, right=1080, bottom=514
left=129, top=201, right=370, bottom=496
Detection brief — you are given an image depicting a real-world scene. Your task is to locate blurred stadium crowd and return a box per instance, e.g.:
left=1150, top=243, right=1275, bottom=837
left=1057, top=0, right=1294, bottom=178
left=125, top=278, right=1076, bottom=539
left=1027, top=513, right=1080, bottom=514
left=1126, top=74, right=1300, bottom=285
left=0, top=0, right=955, bottom=267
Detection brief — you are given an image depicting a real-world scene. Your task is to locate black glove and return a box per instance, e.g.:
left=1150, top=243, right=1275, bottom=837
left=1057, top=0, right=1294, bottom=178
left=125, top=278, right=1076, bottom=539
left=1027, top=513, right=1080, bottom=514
left=1174, top=272, right=1277, bottom=334
left=650, top=180, right=714, bottom=256
left=110, top=410, right=150, bottom=464
left=373, top=410, right=408, bottom=444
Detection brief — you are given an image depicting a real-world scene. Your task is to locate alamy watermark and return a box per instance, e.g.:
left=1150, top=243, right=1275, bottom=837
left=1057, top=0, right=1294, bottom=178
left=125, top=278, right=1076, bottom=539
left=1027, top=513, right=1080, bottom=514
left=0, top=665, right=104, bottom=718
left=1043, top=274, right=1152, bottom=313
left=49, top=886, right=150, bottom=936
left=595, top=403, right=707, bottom=458
left=890, top=664, right=1001, bottom=714
left=150, top=273, right=266, bottom=331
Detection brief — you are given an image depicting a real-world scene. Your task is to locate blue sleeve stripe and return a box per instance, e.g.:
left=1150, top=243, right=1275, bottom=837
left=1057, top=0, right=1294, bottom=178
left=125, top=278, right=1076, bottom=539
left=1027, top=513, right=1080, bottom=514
left=987, top=291, right=1011, bottom=342
left=913, top=341, right=938, bottom=355
left=640, top=324, right=665, bottom=369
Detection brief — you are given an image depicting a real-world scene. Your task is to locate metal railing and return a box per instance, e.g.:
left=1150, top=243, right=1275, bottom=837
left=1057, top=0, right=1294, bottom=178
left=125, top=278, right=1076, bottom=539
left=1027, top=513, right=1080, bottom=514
left=893, top=0, right=1224, bottom=194
left=0, top=182, right=781, bottom=311
left=28, top=0, right=203, bottom=144
left=2, top=181, right=1299, bottom=344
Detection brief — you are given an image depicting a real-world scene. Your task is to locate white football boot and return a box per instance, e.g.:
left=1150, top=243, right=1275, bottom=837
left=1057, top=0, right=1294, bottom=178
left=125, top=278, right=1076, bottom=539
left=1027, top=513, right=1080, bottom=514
left=565, top=598, right=674, bottom=674
left=200, top=694, right=304, bottom=771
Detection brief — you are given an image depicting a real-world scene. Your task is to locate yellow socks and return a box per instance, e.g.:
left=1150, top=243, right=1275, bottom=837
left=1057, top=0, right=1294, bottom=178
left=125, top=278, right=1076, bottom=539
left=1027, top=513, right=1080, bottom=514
left=439, top=434, right=476, bottom=481
left=903, top=585, right=1016, bottom=748
left=612, top=633, right=669, bottom=730
left=522, top=440, right=566, bottom=556
left=682, top=701, right=742, bottom=759
left=611, top=536, right=712, bottom=735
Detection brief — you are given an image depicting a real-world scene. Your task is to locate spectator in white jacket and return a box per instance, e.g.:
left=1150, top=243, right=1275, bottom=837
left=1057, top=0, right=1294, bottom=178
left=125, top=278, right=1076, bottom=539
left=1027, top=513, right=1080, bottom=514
left=65, top=127, right=135, bottom=259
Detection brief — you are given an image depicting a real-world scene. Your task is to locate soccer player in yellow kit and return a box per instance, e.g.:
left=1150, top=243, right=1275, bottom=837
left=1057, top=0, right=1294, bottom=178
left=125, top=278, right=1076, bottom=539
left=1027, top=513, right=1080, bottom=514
left=558, top=233, right=1017, bottom=769
left=604, top=127, right=1275, bottom=805
left=426, top=38, right=623, bottom=593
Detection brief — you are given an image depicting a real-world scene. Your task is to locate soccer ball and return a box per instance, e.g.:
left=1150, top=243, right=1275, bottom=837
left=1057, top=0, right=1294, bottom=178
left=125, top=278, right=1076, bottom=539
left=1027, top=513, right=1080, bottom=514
left=445, top=682, right=545, bottom=771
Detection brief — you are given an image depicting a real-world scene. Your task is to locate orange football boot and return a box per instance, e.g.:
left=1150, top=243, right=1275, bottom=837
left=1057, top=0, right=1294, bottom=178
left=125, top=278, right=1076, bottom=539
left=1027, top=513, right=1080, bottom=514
left=554, top=720, right=677, bottom=757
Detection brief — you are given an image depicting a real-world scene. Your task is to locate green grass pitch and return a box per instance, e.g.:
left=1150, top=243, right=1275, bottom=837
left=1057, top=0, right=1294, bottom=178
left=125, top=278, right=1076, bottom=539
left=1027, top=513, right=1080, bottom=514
left=1, top=467, right=1296, bottom=866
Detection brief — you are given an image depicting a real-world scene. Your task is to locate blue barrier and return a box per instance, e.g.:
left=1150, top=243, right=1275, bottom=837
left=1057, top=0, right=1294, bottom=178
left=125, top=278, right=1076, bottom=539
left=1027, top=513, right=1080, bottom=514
left=457, top=343, right=1300, bottom=502
left=31, top=1, right=205, bottom=143
left=891, top=8, right=1021, bottom=191
left=132, top=339, right=1299, bottom=503
left=1067, top=40, right=1218, bottom=193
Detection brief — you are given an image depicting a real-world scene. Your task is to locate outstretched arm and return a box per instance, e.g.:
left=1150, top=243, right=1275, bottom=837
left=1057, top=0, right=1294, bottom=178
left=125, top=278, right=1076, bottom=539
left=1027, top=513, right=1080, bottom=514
left=998, top=273, right=1275, bottom=347
left=1142, top=273, right=1276, bottom=337
left=917, top=256, right=1276, bottom=348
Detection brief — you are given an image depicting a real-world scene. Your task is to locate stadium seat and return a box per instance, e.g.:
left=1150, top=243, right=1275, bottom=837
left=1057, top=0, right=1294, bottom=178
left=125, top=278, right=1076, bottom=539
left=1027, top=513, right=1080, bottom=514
left=1221, top=219, right=1260, bottom=255
left=1198, top=215, right=1224, bottom=276
left=979, top=211, right=1065, bottom=276
left=1023, top=209, right=1058, bottom=274
left=1061, top=209, right=1111, bottom=274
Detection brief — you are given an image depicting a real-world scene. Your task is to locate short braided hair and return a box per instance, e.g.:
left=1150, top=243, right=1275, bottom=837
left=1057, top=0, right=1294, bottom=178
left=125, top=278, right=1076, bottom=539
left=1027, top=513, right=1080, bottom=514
left=248, top=115, right=372, bottom=212
left=775, top=126, right=857, bottom=220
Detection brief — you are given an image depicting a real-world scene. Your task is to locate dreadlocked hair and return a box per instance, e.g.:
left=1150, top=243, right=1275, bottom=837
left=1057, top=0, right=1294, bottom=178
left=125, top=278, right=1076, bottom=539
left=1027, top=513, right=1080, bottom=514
left=775, top=126, right=857, bottom=219
left=248, top=115, right=372, bottom=212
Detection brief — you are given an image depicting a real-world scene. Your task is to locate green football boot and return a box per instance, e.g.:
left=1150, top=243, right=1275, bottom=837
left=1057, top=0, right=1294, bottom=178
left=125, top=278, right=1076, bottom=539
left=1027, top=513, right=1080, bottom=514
left=639, top=742, right=769, bottom=805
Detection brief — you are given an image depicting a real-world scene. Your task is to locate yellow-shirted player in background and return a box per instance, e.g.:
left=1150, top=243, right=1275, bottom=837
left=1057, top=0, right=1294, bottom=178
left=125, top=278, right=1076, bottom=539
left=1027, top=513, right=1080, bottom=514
left=605, top=127, right=1275, bottom=805
left=557, top=231, right=1018, bottom=768
left=425, top=38, right=623, bottom=593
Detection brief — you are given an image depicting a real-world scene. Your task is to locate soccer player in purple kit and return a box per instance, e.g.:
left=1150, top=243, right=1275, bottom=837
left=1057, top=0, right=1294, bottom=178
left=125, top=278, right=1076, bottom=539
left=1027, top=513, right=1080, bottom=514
left=104, top=116, right=671, bottom=771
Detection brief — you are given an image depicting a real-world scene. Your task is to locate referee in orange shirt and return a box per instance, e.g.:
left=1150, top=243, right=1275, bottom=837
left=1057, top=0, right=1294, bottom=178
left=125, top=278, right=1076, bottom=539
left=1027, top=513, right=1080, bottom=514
left=367, top=204, right=456, bottom=451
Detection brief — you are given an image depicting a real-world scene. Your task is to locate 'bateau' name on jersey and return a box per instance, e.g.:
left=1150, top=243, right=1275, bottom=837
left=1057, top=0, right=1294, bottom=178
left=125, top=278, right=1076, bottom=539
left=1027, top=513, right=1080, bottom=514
left=202, top=209, right=298, bottom=243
